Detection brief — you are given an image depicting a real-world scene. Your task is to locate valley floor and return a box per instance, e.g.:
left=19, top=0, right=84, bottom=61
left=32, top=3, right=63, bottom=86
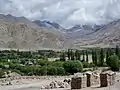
left=1, top=73, right=120, bottom=90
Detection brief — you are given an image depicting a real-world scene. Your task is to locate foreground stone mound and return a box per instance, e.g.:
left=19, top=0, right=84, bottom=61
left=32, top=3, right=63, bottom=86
left=40, top=80, right=70, bottom=89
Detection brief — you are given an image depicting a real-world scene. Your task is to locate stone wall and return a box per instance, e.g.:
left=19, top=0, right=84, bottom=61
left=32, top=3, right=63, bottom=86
left=71, top=71, right=116, bottom=89
left=100, top=71, right=116, bottom=87
left=71, top=74, right=87, bottom=89
left=86, top=73, right=91, bottom=87
left=86, top=71, right=100, bottom=87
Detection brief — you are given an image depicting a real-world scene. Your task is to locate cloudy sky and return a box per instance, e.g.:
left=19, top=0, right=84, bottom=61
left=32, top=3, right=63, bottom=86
left=0, top=0, right=120, bottom=28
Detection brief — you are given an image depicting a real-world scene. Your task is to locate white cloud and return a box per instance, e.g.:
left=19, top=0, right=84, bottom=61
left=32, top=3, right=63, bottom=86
left=0, top=0, right=120, bottom=28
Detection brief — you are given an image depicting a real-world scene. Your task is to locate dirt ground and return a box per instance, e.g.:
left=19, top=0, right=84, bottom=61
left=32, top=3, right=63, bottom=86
left=0, top=76, right=70, bottom=90
left=1, top=82, right=120, bottom=90
left=0, top=73, right=120, bottom=90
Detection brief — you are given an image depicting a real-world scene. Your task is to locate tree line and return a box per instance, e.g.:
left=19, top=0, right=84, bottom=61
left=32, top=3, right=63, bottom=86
left=0, top=46, right=120, bottom=77
left=60, top=46, right=120, bottom=70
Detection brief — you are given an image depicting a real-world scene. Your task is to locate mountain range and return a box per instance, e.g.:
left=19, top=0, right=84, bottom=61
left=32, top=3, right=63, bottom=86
left=0, top=14, right=120, bottom=49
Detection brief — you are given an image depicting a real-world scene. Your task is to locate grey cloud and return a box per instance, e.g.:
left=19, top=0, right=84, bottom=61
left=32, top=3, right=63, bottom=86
left=0, top=0, right=120, bottom=28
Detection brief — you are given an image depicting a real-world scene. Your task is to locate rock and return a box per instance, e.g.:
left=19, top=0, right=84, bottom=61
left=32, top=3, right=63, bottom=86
left=50, top=83, right=54, bottom=89
left=63, top=82, right=70, bottom=88
left=59, top=85, right=65, bottom=88
left=54, top=81, right=59, bottom=88
left=46, top=80, right=70, bottom=89
left=6, top=81, right=12, bottom=85
left=68, top=79, right=71, bottom=84
left=57, top=81, right=63, bottom=86
left=40, top=86, right=45, bottom=89
left=63, top=79, right=71, bottom=84
left=45, top=85, right=51, bottom=89
left=117, top=80, right=120, bottom=82
left=64, top=79, right=68, bottom=82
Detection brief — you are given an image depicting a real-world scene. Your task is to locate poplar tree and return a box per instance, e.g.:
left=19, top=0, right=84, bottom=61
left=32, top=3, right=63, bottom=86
left=75, top=50, right=78, bottom=60
left=82, top=50, right=85, bottom=62
left=99, top=48, right=105, bottom=66
left=94, top=50, right=98, bottom=66
left=86, top=50, right=89, bottom=63
left=92, top=49, right=98, bottom=66
left=67, top=49, right=71, bottom=60
left=78, top=50, right=81, bottom=61
left=60, top=51, right=66, bottom=61
left=92, top=50, right=95, bottom=64
left=75, top=50, right=81, bottom=60
left=71, top=50, right=75, bottom=60
left=106, top=48, right=113, bottom=62
left=115, top=45, right=120, bottom=58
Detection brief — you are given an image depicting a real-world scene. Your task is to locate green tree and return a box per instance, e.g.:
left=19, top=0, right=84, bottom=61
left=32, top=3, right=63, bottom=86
left=60, top=51, right=66, bottom=61
left=75, top=50, right=81, bottom=60
left=82, top=62, right=89, bottom=68
left=52, top=61, right=64, bottom=67
left=63, top=60, right=83, bottom=74
left=106, top=49, right=109, bottom=62
left=19, top=66, right=34, bottom=76
left=94, top=50, right=98, bottom=66
left=40, top=66, right=47, bottom=75
left=0, top=70, right=5, bottom=78
left=71, top=50, right=75, bottom=60
left=99, top=48, right=105, bottom=66
left=92, top=50, right=95, bottom=64
left=67, top=49, right=71, bottom=60
left=116, top=45, right=120, bottom=57
left=56, top=67, right=65, bottom=75
left=82, top=50, right=85, bottom=62
left=92, top=49, right=98, bottom=66
left=107, top=55, right=119, bottom=71
left=106, top=48, right=113, bottom=62
left=86, top=50, right=89, bottom=63
left=47, top=65, right=57, bottom=75
left=37, top=60, right=49, bottom=66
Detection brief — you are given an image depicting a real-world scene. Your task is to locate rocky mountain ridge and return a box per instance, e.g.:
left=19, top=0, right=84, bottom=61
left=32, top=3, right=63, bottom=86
left=0, top=14, right=66, bottom=50
left=0, top=14, right=120, bottom=49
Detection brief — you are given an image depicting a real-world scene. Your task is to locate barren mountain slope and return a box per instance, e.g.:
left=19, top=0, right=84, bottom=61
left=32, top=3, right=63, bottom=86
left=0, top=19, right=66, bottom=50
left=74, top=20, right=120, bottom=48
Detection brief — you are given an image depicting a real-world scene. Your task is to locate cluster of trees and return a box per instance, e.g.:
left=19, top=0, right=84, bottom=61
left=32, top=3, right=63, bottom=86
left=60, top=49, right=89, bottom=62
left=60, top=46, right=120, bottom=71
left=0, top=50, right=59, bottom=60
left=0, top=46, right=120, bottom=77
left=0, top=60, right=83, bottom=76
left=91, top=46, right=120, bottom=71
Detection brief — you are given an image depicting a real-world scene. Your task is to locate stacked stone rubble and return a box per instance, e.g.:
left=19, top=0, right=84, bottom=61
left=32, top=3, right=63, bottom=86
left=100, top=71, right=116, bottom=87
left=86, top=71, right=100, bottom=87
left=71, top=77, right=81, bottom=89
left=71, top=71, right=116, bottom=89
left=91, top=73, right=100, bottom=86
left=40, top=80, right=70, bottom=89
left=86, top=73, right=91, bottom=87
left=71, top=73, right=87, bottom=89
